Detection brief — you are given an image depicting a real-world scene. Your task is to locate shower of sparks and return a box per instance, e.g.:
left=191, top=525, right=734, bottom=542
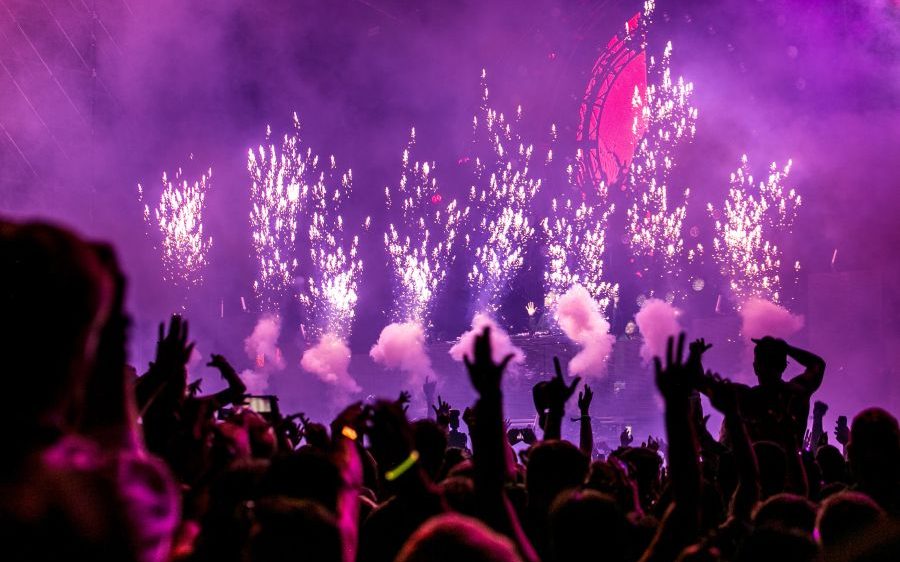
left=138, top=158, right=212, bottom=289
left=466, top=69, right=543, bottom=313
left=707, top=155, right=801, bottom=304
left=384, top=128, right=469, bottom=327
left=624, top=34, right=700, bottom=287
left=299, top=155, right=366, bottom=339
left=542, top=155, right=619, bottom=313
left=248, top=113, right=312, bottom=311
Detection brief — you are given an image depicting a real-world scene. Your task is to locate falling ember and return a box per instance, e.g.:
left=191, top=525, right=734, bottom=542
left=248, top=113, right=311, bottom=312
left=138, top=157, right=213, bottom=289
left=384, top=128, right=469, bottom=327
left=466, top=69, right=541, bottom=313
left=708, top=155, right=801, bottom=305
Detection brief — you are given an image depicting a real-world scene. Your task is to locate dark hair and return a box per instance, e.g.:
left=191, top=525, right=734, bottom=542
left=753, top=493, right=817, bottom=534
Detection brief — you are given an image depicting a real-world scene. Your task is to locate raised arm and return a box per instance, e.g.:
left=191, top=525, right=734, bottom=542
left=809, top=400, right=828, bottom=451
left=204, top=354, right=247, bottom=408
left=784, top=340, right=827, bottom=392
left=330, top=403, right=365, bottom=562
left=465, top=327, right=538, bottom=562
left=533, top=357, right=580, bottom=441
left=708, top=375, right=759, bottom=521
left=575, top=384, right=594, bottom=457
left=639, top=334, right=701, bottom=562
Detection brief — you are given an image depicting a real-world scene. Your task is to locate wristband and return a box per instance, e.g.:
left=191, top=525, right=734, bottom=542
left=341, top=426, right=358, bottom=441
left=385, top=450, right=420, bottom=482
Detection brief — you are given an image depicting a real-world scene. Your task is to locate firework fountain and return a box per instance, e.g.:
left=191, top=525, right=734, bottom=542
left=371, top=129, right=468, bottom=389
left=138, top=157, right=213, bottom=298
left=247, top=113, right=310, bottom=312
left=708, top=155, right=801, bottom=306
left=542, top=154, right=619, bottom=315
left=465, top=70, right=543, bottom=315
left=299, top=151, right=366, bottom=396
left=623, top=23, right=700, bottom=298
left=708, top=155, right=804, bottom=341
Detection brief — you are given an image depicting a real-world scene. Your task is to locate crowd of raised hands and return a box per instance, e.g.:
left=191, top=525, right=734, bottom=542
left=2, top=220, right=899, bottom=562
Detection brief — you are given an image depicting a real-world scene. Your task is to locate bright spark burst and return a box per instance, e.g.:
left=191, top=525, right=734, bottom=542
left=247, top=113, right=311, bottom=311
left=138, top=157, right=212, bottom=289
left=708, top=155, right=800, bottom=304
left=467, top=70, right=542, bottom=312
left=299, top=154, right=365, bottom=339
left=542, top=155, right=619, bottom=313
left=624, top=33, right=699, bottom=284
left=384, top=128, right=468, bottom=327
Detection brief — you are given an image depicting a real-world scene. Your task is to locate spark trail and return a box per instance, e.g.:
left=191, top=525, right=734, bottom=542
left=708, top=155, right=800, bottom=304
left=384, top=128, right=468, bottom=327
left=138, top=156, right=212, bottom=290
left=542, top=152, right=618, bottom=314
left=247, top=113, right=311, bottom=311
left=467, top=70, right=542, bottom=313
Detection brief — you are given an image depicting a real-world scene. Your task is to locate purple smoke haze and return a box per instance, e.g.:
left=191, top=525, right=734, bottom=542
left=1, top=0, right=897, bottom=423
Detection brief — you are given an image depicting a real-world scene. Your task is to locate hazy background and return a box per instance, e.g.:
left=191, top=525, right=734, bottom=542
left=1, top=0, right=897, bottom=425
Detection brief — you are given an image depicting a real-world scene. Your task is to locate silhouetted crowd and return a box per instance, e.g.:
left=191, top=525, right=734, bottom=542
left=2, top=220, right=898, bottom=562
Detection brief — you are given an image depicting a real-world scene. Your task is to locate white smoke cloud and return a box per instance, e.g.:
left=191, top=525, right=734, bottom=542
left=370, top=321, right=435, bottom=388
left=635, top=298, right=682, bottom=363
left=739, top=298, right=804, bottom=340
left=239, top=314, right=285, bottom=394
left=556, top=285, right=615, bottom=379
left=449, top=313, right=524, bottom=366
left=301, top=332, right=360, bottom=394
left=239, top=368, right=270, bottom=395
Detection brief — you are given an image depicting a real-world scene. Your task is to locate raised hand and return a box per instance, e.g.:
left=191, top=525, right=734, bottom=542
left=396, top=390, right=412, bottom=413
left=577, top=384, right=594, bottom=416
left=813, top=400, right=828, bottom=418
left=654, top=333, right=692, bottom=400
left=187, top=379, right=203, bottom=397
left=463, top=326, right=514, bottom=398
left=689, top=338, right=713, bottom=358
left=432, top=395, right=451, bottom=426
left=620, top=427, right=634, bottom=447
left=462, top=406, right=476, bottom=430
left=152, top=314, right=195, bottom=378
left=706, top=372, right=739, bottom=418
left=834, top=416, right=850, bottom=446
left=331, top=401, right=367, bottom=443
left=540, top=357, right=581, bottom=412
left=423, top=376, right=437, bottom=402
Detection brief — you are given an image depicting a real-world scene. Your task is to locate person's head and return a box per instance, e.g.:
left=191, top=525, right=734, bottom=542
left=585, top=460, right=639, bottom=515
left=247, top=497, right=342, bottom=562
left=440, top=475, right=476, bottom=516
left=736, top=526, right=821, bottom=562
left=847, top=408, right=900, bottom=493
left=438, top=446, right=470, bottom=482
left=815, top=445, right=848, bottom=485
left=549, top=489, right=629, bottom=562
left=525, top=440, right=589, bottom=514
left=260, top=448, right=342, bottom=513
left=616, top=446, right=663, bottom=509
left=753, top=441, right=787, bottom=498
left=412, top=419, right=448, bottom=482
left=0, top=221, right=116, bottom=444
left=815, top=491, right=884, bottom=552
left=395, top=513, right=523, bottom=562
left=753, top=493, right=817, bottom=535
left=752, top=337, right=788, bottom=384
